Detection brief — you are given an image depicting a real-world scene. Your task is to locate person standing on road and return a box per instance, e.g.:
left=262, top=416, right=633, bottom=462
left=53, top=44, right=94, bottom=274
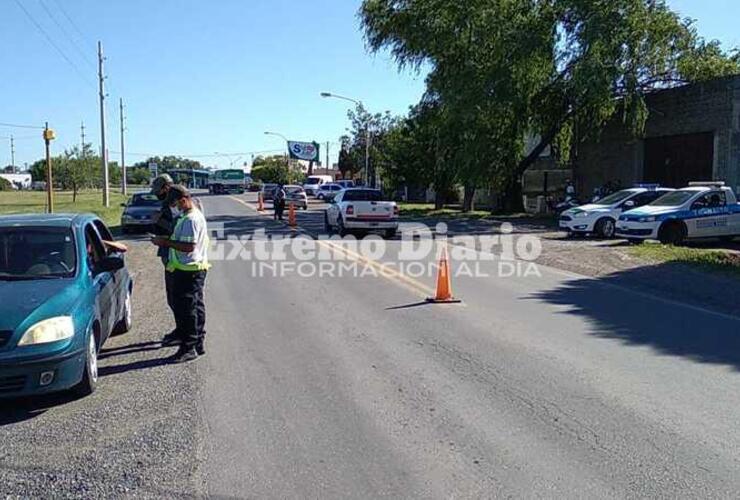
left=150, top=174, right=180, bottom=346
left=151, top=185, right=210, bottom=363
left=273, top=184, right=286, bottom=221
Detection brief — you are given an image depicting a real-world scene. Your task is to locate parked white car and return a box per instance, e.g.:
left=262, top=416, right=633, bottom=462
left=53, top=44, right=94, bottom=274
left=616, top=182, right=740, bottom=244
left=325, top=188, right=399, bottom=238
left=559, top=186, right=674, bottom=238
left=316, top=183, right=344, bottom=201
left=284, top=185, right=308, bottom=210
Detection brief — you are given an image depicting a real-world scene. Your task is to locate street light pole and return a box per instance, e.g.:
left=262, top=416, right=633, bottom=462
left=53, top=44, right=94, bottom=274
left=264, top=131, right=290, bottom=170
left=321, top=92, right=372, bottom=187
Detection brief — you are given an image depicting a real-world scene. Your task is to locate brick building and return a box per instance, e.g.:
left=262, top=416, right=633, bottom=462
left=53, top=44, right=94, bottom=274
left=576, top=75, right=740, bottom=196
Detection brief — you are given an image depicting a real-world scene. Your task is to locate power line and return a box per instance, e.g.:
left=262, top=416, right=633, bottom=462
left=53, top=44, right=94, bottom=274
left=50, top=0, right=94, bottom=48
left=12, top=0, right=96, bottom=89
left=38, top=0, right=96, bottom=70
left=0, top=134, right=38, bottom=140
left=108, top=149, right=286, bottom=159
left=0, top=121, right=45, bottom=129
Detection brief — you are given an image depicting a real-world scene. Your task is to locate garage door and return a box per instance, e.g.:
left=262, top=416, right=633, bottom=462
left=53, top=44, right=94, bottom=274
left=643, top=132, right=714, bottom=188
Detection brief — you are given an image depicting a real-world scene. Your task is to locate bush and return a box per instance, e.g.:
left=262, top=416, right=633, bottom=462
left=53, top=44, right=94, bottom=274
left=0, top=177, right=12, bottom=191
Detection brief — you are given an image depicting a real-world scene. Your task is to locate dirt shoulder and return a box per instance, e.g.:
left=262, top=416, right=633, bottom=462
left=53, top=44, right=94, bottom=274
left=0, top=241, right=206, bottom=498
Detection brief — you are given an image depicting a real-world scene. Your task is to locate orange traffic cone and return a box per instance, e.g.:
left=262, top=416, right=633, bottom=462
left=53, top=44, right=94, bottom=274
left=288, top=202, right=297, bottom=228
left=427, top=245, right=461, bottom=303
left=257, top=192, right=265, bottom=212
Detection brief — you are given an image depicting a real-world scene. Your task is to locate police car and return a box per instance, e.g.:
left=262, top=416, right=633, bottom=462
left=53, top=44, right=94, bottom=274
left=616, top=182, right=740, bottom=245
left=559, top=185, right=674, bottom=238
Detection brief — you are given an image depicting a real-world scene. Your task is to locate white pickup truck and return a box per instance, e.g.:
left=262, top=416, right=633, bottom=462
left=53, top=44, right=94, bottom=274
left=324, top=188, right=399, bottom=238
left=616, top=182, right=740, bottom=245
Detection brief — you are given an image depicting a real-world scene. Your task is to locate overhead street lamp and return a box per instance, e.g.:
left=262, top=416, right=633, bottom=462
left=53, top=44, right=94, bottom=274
left=214, top=152, right=245, bottom=169
left=264, top=131, right=290, bottom=169
left=321, top=92, right=373, bottom=187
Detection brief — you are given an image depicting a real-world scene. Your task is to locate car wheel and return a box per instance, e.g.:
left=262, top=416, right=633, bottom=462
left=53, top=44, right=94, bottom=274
left=595, top=218, right=616, bottom=239
left=73, top=332, right=98, bottom=397
left=658, top=221, right=686, bottom=246
left=112, top=287, right=132, bottom=335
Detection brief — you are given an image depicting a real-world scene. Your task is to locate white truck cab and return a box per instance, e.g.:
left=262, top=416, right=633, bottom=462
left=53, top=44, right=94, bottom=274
left=616, top=182, right=740, bottom=245
left=303, top=175, right=334, bottom=196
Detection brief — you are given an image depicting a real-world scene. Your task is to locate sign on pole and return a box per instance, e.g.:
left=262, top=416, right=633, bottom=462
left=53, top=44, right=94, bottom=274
left=288, top=141, right=320, bottom=162
left=148, top=162, right=158, bottom=177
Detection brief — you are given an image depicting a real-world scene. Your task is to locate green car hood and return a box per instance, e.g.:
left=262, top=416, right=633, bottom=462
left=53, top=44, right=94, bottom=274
left=0, top=279, right=82, bottom=335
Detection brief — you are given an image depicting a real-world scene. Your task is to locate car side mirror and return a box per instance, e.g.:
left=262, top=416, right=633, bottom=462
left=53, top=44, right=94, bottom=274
left=95, top=255, right=124, bottom=274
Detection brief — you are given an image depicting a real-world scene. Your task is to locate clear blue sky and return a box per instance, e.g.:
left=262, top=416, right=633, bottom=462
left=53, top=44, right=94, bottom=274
left=0, top=0, right=736, bottom=171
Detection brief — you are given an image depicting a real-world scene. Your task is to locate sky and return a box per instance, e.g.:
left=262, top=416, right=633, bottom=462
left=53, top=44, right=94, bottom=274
left=0, top=0, right=737, bottom=171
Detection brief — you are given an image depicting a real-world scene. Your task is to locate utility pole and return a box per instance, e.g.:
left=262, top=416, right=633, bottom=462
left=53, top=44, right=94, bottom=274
left=98, top=40, right=110, bottom=207
left=10, top=135, right=15, bottom=170
left=120, top=97, right=127, bottom=195
left=326, top=141, right=330, bottom=172
left=43, top=123, right=55, bottom=213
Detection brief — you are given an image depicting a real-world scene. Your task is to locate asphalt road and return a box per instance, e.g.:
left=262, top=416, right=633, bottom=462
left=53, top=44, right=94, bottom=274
left=2, top=193, right=739, bottom=498
left=198, top=193, right=740, bottom=498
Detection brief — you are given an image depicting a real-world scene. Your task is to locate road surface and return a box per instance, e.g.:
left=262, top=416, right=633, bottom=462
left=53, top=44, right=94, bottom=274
left=197, top=193, right=740, bottom=498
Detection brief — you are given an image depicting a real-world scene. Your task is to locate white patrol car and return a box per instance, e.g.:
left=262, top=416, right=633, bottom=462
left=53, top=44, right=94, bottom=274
left=616, top=182, right=740, bottom=245
left=324, top=188, right=399, bottom=238
left=559, top=186, right=674, bottom=238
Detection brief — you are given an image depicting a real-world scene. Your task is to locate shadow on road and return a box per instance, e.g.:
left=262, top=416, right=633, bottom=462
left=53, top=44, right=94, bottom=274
left=98, top=341, right=165, bottom=361
left=529, top=261, right=740, bottom=370
left=98, top=356, right=173, bottom=377
left=0, top=392, right=79, bottom=426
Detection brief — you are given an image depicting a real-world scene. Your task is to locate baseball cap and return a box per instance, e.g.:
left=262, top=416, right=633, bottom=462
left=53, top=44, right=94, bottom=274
left=150, top=174, right=174, bottom=194
left=166, top=184, right=191, bottom=204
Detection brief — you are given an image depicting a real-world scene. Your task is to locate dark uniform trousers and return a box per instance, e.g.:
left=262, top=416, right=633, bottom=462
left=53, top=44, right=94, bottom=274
left=171, top=270, right=207, bottom=349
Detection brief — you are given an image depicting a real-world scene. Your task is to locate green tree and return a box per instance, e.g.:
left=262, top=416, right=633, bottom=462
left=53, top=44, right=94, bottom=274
left=127, top=167, right=152, bottom=186
left=361, top=0, right=740, bottom=210
left=251, top=155, right=303, bottom=185
left=337, top=136, right=358, bottom=181
left=131, top=156, right=202, bottom=173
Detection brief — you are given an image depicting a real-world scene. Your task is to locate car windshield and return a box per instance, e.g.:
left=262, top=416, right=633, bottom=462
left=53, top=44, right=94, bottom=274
left=343, top=190, right=383, bottom=202
left=129, top=194, right=160, bottom=207
left=285, top=186, right=304, bottom=194
left=594, top=190, right=635, bottom=205
left=649, top=190, right=695, bottom=207
left=305, top=178, right=322, bottom=185
left=0, top=226, right=76, bottom=280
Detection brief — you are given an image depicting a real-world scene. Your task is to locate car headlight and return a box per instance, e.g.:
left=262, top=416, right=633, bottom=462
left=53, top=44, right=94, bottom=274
left=639, top=216, right=656, bottom=222
left=574, top=211, right=590, bottom=218
left=18, top=316, right=75, bottom=346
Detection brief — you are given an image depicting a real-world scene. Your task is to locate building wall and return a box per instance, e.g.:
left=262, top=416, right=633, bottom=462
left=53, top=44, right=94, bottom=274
left=576, top=75, right=740, bottom=196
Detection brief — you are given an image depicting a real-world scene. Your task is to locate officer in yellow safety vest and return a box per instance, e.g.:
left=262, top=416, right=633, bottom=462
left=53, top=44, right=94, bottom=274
left=150, top=185, right=210, bottom=363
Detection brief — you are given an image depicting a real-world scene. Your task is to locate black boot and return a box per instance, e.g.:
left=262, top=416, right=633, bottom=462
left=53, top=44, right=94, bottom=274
left=170, top=347, right=198, bottom=364
left=161, top=330, right=181, bottom=347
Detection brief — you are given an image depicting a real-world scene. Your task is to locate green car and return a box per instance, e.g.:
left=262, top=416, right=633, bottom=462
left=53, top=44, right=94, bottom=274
left=0, top=214, right=133, bottom=398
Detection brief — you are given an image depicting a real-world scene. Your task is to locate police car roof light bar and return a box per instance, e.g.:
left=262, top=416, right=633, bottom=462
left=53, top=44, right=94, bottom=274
left=688, top=181, right=725, bottom=187
left=633, top=183, right=660, bottom=190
